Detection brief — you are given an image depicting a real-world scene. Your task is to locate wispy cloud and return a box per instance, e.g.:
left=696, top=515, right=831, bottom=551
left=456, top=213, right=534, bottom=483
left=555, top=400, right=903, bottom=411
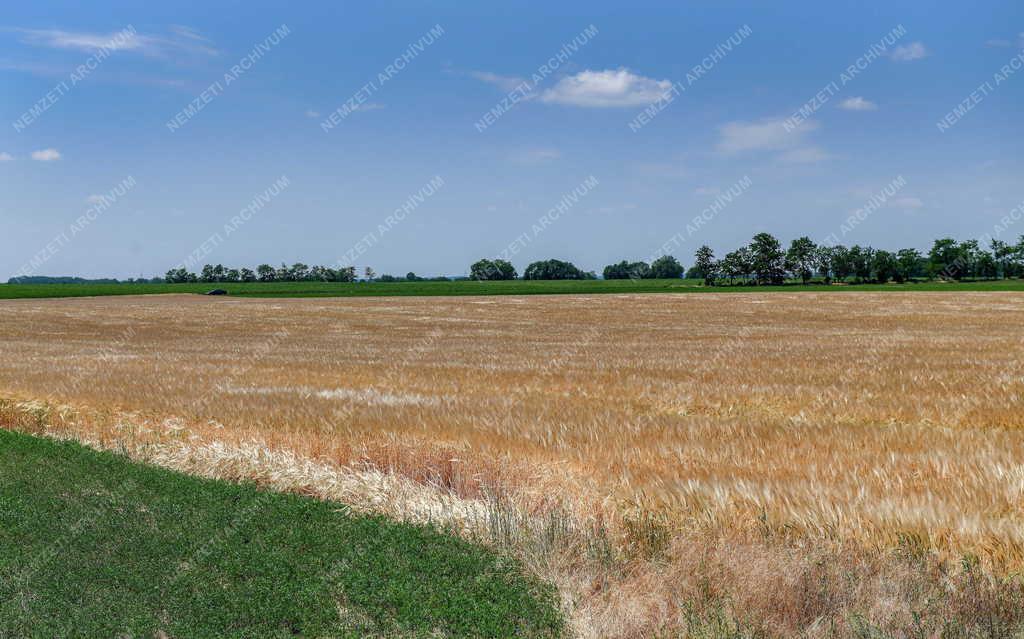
left=30, top=148, right=60, bottom=161
left=510, top=148, right=561, bottom=164
left=304, top=109, right=320, bottom=118
left=838, top=96, right=877, bottom=111
left=892, top=196, right=924, bottom=210
left=717, top=118, right=818, bottom=153
left=540, top=68, right=671, bottom=107
left=468, top=70, right=528, bottom=92
left=0, top=152, right=13, bottom=162
left=9, top=26, right=218, bottom=57
left=890, top=42, right=928, bottom=62
left=718, top=118, right=828, bottom=164
left=777, top=146, right=830, bottom=164
left=985, top=34, right=1024, bottom=48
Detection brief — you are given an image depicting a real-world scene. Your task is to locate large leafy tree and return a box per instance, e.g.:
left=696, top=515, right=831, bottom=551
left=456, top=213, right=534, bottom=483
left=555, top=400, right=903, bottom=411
left=256, top=264, right=275, bottom=282
left=814, top=246, right=835, bottom=284
left=872, top=250, right=897, bottom=283
left=693, top=246, right=716, bottom=285
left=928, top=238, right=964, bottom=280
left=650, top=255, right=684, bottom=279
left=749, top=233, right=786, bottom=285
left=523, top=259, right=587, bottom=280
left=895, top=248, right=923, bottom=282
left=720, top=247, right=753, bottom=283
left=602, top=260, right=651, bottom=280
left=831, top=245, right=852, bottom=282
left=848, top=245, right=875, bottom=282
left=785, top=236, right=818, bottom=284
left=470, top=259, right=517, bottom=280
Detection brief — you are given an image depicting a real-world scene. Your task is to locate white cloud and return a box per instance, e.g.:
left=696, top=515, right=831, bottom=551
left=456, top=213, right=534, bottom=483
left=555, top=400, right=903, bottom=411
left=694, top=186, right=720, bottom=196
left=777, top=146, right=831, bottom=164
left=30, top=148, right=60, bottom=161
left=13, top=26, right=217, bottom=57
left=468, top=70, right=528, bottom=92
left=304, top=109, right=320, bottom=118
left=85, top=194, right=108, bottom=204
left=717, top=118, right=818, bottom=153
left=838, top=96, right=877, bottom=111
left=890, top=42, right=928, bottom=62
left=540, top=68, right=671, bottom=107
left=0, top=152, right=13, bottom=162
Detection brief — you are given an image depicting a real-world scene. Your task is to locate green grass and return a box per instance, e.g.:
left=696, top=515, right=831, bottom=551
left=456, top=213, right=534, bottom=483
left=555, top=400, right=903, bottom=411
left=3, top=278, right=1024, bottom=299
left=0, top=430, right=563, bottom=638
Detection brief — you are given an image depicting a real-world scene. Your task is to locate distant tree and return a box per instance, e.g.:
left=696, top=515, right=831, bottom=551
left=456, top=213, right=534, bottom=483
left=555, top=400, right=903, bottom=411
left=200, top=264, right=216, bottom=283
left=523, top=259, right=587, bottom=280
left=872, top=250, right=897, bottom=283
left=785, top=236, right=818, bottom=284
left=378, top=274, right=399, bottom=282
left=693, top=246, right=716, bottom=285
left=895, top=249, right=923, bottom=283
left=470, top=259, right=517, bottom=281
left=602, top=260, right=651, bottom=280
left=929, top=238, right=964, bottom=280
left=991, top=240, right=1015, bottom=279
left=240, top=268, right=256, bottom=282
left=405, top=272, right=419, bottom=282
left=224, top=268, right=241, bottom=282
left=720, top=247, right=753, bottom=284
left=165, top=268, right=196, bottom=283
left=1013, top=235, right=1024, bottom=278
left=364, top=267, right=376, bottom=281
left=335, top=266, right=357, bottom=282
left=976, top=251, right=998, bottom=279
left=651, top=255, right=685, bottom=279
left=961, top=240, right=986, bottom=278
left=848, top=245, right=875, bottom=282
left=814, top=245, right=835, bottom=283
left=749, top=233, right=786, bottom=285
left=831, top=245, right=852, bottom=282
left=255, top=264, right=275, bottom=282
left=290, top=263, right=310, bottom=281
left=212, top=264, right=227, bottom=282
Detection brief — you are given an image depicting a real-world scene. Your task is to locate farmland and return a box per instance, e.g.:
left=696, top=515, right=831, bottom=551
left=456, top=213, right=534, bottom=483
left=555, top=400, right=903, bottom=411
left=4, top=277, right=1024, bottom=300
left=2, top=292, right=1024, bottom=637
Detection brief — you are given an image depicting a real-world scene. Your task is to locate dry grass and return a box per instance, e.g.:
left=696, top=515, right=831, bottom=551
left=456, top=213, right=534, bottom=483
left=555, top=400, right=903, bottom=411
left=2, top=292, right=1024, bottom=637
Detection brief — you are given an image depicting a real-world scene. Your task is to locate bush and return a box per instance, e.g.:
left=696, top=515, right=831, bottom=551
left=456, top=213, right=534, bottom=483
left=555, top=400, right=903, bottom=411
left=523, top=259, right=588, bottom=280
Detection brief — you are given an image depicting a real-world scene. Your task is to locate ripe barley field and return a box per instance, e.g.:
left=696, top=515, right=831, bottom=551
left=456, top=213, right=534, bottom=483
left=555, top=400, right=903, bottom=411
left=2, top=292, right=1024, bottom=637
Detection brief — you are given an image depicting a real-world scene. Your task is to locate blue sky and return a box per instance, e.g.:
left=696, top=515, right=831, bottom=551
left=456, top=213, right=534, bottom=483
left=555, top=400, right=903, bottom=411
left=1, top=0, right=1022, bottom=279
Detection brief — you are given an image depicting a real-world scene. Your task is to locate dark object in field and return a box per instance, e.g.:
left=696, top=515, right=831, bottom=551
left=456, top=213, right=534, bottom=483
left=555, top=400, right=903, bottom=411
left=205, top=289, right=228, bottom=296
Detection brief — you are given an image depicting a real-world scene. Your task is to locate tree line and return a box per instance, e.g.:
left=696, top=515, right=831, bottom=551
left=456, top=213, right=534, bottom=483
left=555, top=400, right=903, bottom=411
left=159, top=234, right=1024, bottom=285
left=164, top=263, right=448, bottom=284
left=471, top=234, right=1024, bottom=284
left=689, top=234, right=1024, bottom=286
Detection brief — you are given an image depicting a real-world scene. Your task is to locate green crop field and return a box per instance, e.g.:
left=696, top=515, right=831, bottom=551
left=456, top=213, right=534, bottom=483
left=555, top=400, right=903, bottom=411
left=0, top=430, right=562, bottom=638
left=3, top=278, right=1024, bottom=300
